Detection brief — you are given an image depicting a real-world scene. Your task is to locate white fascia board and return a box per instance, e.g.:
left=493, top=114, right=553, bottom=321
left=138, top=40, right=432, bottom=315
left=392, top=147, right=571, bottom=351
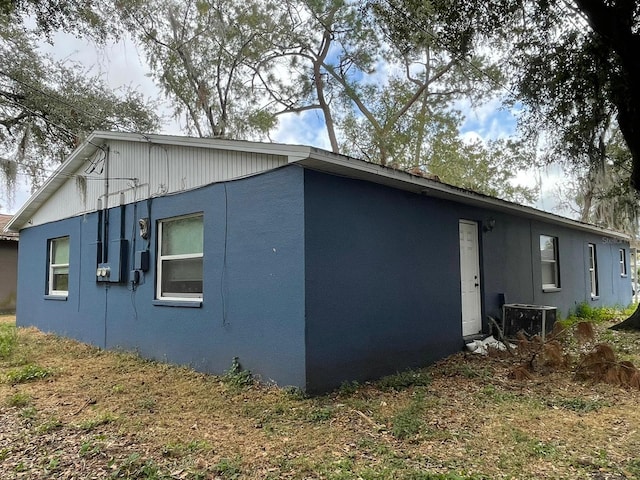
left=5, top=138, right=103, bottom=232
left=91, top=131, right=312, bottom=162
left=299, top=150, right=630, bottom=242
left=5, top=132, right=312, bottom=232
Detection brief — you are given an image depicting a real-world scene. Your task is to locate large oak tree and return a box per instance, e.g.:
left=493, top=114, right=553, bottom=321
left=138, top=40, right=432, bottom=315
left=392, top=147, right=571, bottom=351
left=0, top=0, right=159, bottom=208
left=375, top=0, right=640, bottom=189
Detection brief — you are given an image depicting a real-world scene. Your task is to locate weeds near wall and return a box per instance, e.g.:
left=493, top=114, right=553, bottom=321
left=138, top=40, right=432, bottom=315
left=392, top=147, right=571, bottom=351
left=222, top=357, right=253, bottom=389
left=0, top=322, right=17, bottom=359
left=4, top=364, right=52, bottom=385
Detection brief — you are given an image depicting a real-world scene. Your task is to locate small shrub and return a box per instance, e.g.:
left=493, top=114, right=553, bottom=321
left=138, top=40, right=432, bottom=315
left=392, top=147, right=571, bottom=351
left=572, top=303, right=617, bottom=324
left=338, top=380, right=360, bottom=396
left=307, top=406, right=334, bottom=422
left=20, top=406, right=37, bottom=420
left=222, top=357, right=253, bottom=389
left=283, top=386, right=306, bottom=400
left=377, top=369, right=431, bottom=391
left=4, top=364, right=52, bottom=384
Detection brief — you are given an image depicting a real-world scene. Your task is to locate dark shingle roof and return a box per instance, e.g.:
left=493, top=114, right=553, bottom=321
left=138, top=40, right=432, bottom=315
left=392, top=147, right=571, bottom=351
left=0, top=214, right=18, bottom=240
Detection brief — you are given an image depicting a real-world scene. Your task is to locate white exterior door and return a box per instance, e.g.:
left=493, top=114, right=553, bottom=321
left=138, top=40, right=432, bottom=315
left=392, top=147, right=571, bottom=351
left=459, top=220, right=482, bottom=336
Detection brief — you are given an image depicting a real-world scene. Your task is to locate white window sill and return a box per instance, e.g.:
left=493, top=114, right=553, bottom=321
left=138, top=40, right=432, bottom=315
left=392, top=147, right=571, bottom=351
left=591, top=295, right=600, bottom=301
left=542, top=287, right=561, bottom=293
left=153, top=299, right=202, bottom=308
left=44, top=295, right=68, bottom=301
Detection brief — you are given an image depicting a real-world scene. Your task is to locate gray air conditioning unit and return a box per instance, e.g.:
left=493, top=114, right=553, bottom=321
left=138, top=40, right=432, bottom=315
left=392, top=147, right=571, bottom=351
left=502, top=304, right=557, bottom=340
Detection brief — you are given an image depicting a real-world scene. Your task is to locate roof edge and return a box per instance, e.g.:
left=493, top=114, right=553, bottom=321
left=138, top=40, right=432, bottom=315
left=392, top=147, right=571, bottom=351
left=300, top=149, right=631, bottom=241
left=6, top=132, right=313, bottom=232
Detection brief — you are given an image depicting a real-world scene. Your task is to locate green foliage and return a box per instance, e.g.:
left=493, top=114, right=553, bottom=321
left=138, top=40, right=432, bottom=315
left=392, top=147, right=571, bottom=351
left=427, top=137, right=538, bottom=203
left=0, top=322, right=17, bottom=359
left=20, top=406, right=37, bottom=419
left=561, top=303, right=620, bottom=327
left=282, top=385, right=306, bottom=400
left=390, top=391, right=427, bottom=440
left=4, top=364, right=52, bottom=384
left=79, top=440, right=104, bottom=458
left=37, top=417, right=63, bottom=433
left=162, top=439, right=210, bottom=458
left=376, top=0, right=640, bottom=201
left=376, top=369, right=431, bottom=392
left=548, top=397, right=609, bottom=413
left=116, top=0, right=280, bottom=140
left=338, top=380, right=360, bottom=396
left=306, top=406, right=334, bottom=423
left=222, top=357, right=253, bottom=389
left=75, top=412, right=117, bottom=431
left=5, top=391, right=31, bottom=407
left=213, top=457, right=242, bottom=479
left=108, top=453, right=167, bottom=479
left=0, top=20, right=159, bottom=201
left=625, top=458, right=640, bottom=478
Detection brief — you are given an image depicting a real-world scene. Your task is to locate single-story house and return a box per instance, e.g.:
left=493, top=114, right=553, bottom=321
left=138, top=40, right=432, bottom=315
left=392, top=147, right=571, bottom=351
left=0, top=213, right=18, bottom=313
left=6, top=132, right=632, bottom=392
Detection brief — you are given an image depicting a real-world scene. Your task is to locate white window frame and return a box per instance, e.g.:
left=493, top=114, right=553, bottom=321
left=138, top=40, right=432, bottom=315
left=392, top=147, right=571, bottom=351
left=540, top=235, right=560, bottom=290
left=588, top=243, right=598, bottom=298
left=156, top=213, right=203, bottom=302
left=620, top=249, right=628, bottom=277
left=48, top=236, right=70, bottom=296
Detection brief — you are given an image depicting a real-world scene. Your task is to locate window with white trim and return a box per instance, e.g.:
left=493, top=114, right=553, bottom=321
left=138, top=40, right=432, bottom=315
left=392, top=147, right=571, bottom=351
left=156, top=214, right=203, bottom=301
left=48, top=236, right=69, bottom=296
left=588, top=243, right=598, bottom=298
left=620, top=249, right=627, bottom=276
left=540, top=235, right=559, bottom=289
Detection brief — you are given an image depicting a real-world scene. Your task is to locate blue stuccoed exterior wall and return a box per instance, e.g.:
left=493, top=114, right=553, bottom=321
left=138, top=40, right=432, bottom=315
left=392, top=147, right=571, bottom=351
left=16, top=166, right=307, bottom=388
left=302, top=170, right=631, bottom=392
left=303, top=170, right=466, bottom=392
left=15, top=165, right=632, bottom=392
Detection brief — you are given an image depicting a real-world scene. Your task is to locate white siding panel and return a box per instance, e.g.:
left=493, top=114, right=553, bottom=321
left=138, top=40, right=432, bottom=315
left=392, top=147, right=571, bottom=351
left=27, top=140, right=288, bottom=226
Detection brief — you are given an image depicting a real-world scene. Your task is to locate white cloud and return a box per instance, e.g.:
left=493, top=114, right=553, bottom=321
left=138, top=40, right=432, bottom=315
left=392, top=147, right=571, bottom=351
left=272, top=111, right=331, bottom=149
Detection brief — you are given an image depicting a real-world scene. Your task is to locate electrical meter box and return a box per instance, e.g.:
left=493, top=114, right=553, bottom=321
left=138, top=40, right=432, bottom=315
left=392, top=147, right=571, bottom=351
left=96, top=239, right=128, bottom=283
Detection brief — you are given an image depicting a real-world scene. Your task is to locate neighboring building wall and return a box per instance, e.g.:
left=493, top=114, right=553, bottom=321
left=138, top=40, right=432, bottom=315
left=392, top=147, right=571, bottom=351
left=0, top=239, right=18, bottom=313
left=16, top=167, right=307, bottom=387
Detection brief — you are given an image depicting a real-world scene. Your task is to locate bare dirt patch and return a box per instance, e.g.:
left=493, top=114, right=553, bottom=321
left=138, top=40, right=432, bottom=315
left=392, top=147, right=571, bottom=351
left=2, top=313, right=640, bottom=479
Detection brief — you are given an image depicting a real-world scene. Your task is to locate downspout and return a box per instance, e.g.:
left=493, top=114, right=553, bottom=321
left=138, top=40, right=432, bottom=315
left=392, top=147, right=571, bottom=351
left=102, top=146, right=110, bottom=263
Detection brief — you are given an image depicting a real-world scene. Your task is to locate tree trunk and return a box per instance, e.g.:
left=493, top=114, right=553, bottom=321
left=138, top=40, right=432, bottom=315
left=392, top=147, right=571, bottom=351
left=573, top=0, right=640, bottom=191
left=610, top=303, right=640, bottom=330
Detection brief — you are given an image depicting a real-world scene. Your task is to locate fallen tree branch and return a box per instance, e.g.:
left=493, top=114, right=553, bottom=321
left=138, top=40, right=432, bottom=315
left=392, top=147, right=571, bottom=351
left=487, top=315, right=515, bottom=355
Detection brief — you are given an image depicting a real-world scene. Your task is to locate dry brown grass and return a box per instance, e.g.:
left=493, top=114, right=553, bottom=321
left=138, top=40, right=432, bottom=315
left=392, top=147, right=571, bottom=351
left=2, top=314, right=640, bottom=479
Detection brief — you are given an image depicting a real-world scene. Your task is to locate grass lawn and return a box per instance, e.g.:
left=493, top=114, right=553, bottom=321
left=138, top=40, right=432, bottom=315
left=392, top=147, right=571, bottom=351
left=2, top=309, right=640, bottom=479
